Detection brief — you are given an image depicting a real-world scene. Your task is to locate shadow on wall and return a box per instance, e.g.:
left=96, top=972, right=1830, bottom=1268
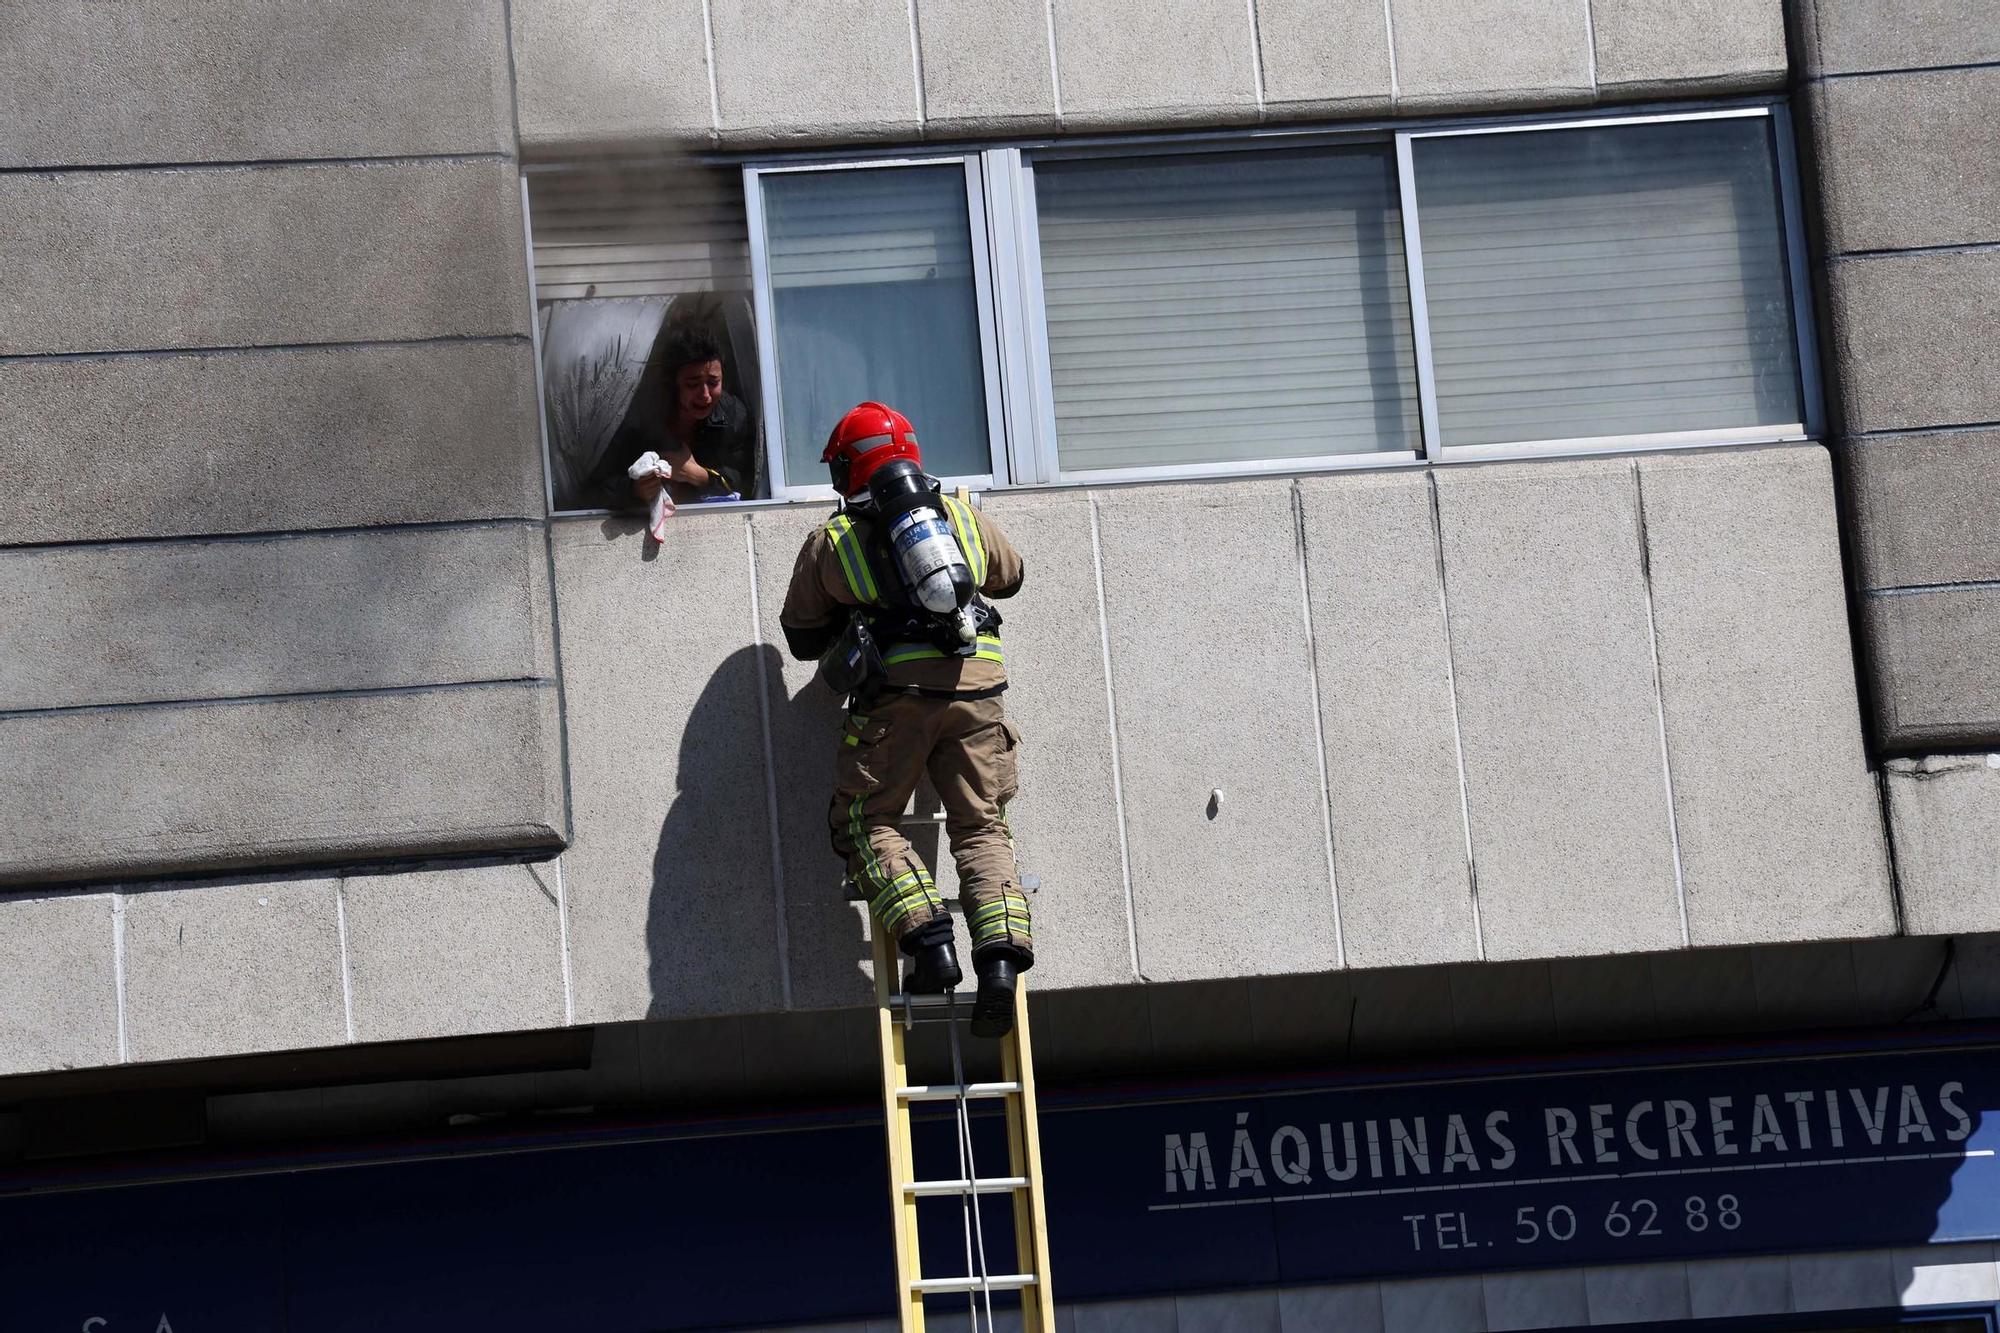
left=641, top=640, right=871, bottom=1019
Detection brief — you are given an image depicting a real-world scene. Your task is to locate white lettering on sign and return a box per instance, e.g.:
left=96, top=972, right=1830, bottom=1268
left=1163, top=1132, right=1214, bottom=1192
left=1153, top=1079, right=1985, bottom=1202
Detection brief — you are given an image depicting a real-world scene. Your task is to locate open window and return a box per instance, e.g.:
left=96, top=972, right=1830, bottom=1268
left=526, top=162, right=770, bottom=511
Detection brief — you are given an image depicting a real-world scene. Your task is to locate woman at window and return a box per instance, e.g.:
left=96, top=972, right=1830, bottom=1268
left=575, top=323, right=758, bottom=510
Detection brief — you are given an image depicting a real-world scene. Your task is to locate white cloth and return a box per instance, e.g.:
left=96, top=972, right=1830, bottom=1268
left=626, top=451, right=677, bottom=541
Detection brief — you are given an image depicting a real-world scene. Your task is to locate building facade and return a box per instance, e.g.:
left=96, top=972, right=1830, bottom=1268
left=2, top=0, right=1998, bottom=1328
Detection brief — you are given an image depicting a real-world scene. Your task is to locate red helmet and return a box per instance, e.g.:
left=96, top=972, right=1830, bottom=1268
left=823, top=401, right=921, bottom=497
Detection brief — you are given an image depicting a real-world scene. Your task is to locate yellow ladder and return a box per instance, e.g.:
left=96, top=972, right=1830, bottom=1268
left=870, top=920, right=1056, bottom=1333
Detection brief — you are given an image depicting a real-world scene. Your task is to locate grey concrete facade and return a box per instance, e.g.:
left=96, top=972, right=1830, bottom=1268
left=2, top=0, right=1990, bottom=1136
left=474, top=447, right=1886, bottom=1037
left=505, top=0, right=1787, bottom=148
left=0, top=444, right=1906, bottom=1069
left=1794, top=0, right=2000, bottom=752
left=1, top=0, right=564, bottom=892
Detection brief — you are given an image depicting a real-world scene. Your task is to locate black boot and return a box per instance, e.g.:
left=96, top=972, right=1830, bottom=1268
left=970, top=955, right=1018, bottom=1038
left=904, top=940, right=962, bottom=995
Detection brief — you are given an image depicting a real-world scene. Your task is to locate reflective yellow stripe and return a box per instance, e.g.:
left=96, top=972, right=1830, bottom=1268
left=941, top=495, right=987, bottom=587
left=824, top=515, right=880, bottom=605
left=882, top=636, right=1003, bottom=666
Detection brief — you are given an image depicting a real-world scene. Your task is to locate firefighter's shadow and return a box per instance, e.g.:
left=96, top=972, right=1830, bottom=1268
left=647, top=644, right=917, bottom=1018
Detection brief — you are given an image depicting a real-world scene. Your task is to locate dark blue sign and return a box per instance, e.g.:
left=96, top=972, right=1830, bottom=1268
left=2, top=1033, right=1996, bottom=1331
left=1041, top=1039, right=1996, bottom=1294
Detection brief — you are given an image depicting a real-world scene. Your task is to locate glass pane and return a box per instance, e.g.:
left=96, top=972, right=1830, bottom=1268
left=1412, top=117, right=1803, bottom=447
left=1034, top=147, right=1419, bottom=474
left=762, top=165, right=990, bottom=487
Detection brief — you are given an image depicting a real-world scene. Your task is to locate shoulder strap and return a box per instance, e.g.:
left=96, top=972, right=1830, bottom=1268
left=937, top=493, right=988, bottom=587
left=823, top=512, right=882, bottom=606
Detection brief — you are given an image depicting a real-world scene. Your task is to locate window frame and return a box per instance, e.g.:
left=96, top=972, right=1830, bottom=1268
left=742, top=154, right=1010, bottom=503
left=1392, top=103, right=1824, bottom=462
left=720, top=96, right=1821, bottom=502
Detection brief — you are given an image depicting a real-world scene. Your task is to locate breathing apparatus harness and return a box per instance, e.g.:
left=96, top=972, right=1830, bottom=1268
left=817, top=458, right=1002, bottom=701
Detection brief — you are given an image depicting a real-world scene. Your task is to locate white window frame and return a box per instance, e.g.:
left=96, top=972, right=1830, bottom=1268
left=721, top=96, right=1823, bottom=500
left=1393, top=104, right=1823, bottom=462
left=743, top=155, right=1009, bottom=502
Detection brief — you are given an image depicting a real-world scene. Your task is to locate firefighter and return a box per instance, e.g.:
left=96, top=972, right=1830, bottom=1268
left=779, top=402, right=1033, bottom=1038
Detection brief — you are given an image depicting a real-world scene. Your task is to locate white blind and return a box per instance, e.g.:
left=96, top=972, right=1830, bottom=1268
left=1034, top=148, right=1419, bottom=473
left=761, top=166, right=989, bottom=485
left=1412, top=118, right=1803, bottom=447
left=766, top=168, right=976, bottom=289
left=527, top=163, right=750, bottom=300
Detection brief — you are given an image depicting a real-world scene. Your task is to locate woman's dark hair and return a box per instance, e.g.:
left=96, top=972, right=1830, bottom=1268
left=658, top=324, right=724, bottom=379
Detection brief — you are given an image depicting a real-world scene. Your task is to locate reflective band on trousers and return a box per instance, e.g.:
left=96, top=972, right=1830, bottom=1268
left=850, top=793, right=941, bottom=929
left=970, top=890, right=1033, bottom=947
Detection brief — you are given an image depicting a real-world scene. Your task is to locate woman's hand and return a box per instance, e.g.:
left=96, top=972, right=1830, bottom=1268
left=662, top=443, right=710, bottom=489
left=632, top=472, right=664, bottom=502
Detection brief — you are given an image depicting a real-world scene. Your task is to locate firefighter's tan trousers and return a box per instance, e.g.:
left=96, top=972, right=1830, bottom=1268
left=830, top=691, right=1034, bottom=963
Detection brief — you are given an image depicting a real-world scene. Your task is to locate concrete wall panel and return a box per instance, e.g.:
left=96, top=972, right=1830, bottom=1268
left=1797, top=0, right=2000, bottom=75
left=981, top=491, right=1136, bottom=991
left=0, top=342, right=544, bottom=546
left=0, top=893, right=119, bottom=1077
left=1093, top=481, right=1339, bottom=982
left=0, top=159, right=529, bottom=356
left=343, top=863, right=567, bottom=1042
left=1053, top=0, right=1259, bottom=127
left=917, top=0, right=1060, bottom=134
left=1864, top=589, right=2000, bottom=750
left=1637, top=447, right=1893, bottom=945
left=749, top=504, right=876, bottom=1010
left=0, top=1, right=512, bottom=169
left=0, top=682, right=565, bottom=887
left=511, top=0, right=713, bottom=147
left=1389, top=0, right=1592, bottom=105
left=1, top=524, right=552, bottom=712
left=1846, top=431, right=2000, bottom=590
left=1829, top=250, right=2000, bottom=434
left=1433, top=460, right=1682, bottom=960
left=121, top=877, right=345, bottom=1063
left=553, top=513, right=785, bottom=1023
left=1253, top=0, right=1394, bottom=113
left=1298, top=473, right=1477, bottom=968
left=710, top=0, right=919, bottom=141
left=1589, top=0, right=1786, bottom=94
left=1814, top=68, right=2000, bottom=254
left=1888, top=755, right=2000, bottom=934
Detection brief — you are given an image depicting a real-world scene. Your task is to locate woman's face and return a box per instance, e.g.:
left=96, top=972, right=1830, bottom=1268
left=675, top=358, right=724, bottom=423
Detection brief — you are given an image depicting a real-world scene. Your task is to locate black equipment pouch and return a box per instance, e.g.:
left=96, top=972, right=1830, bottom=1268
left=818, top=616, right=886, bottom=697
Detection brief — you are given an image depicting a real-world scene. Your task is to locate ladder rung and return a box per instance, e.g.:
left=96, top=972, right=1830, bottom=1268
left=882, top=992, right=967, bottom=1014
left=913, top=1274, right=1038, bottom=1294
left=906, top=1175, right=1029, bottom=1197
left=897, top=1081, right=1022, bottom=1102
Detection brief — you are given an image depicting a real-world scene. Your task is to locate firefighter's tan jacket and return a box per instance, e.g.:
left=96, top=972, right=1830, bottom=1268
left=780, top=496, right=1024, bottom=695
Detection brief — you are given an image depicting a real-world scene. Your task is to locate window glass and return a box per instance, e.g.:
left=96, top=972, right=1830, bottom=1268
left=762, top=166, right=991, bottom=488
left=1033, top=147, right=1419, bottom=474
left=1411, top=117, right=1803, bottom=447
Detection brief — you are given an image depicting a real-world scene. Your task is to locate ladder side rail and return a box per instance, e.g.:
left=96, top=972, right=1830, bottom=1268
left=1000, top=974, right=1058, bottom=1333
left=872, top=924, right=929, bottom=1333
